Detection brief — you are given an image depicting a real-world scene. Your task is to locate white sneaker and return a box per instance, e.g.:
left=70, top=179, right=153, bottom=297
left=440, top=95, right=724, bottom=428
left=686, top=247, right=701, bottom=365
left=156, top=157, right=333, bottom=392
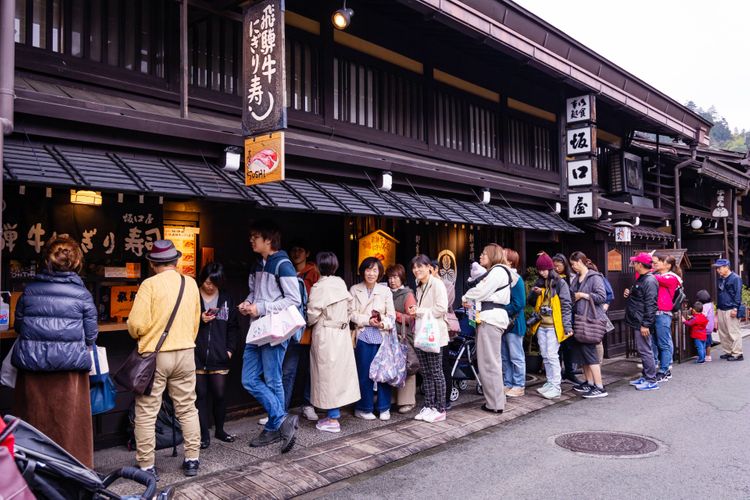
left=423, top=409, right=446, bottom=423
left=257, top=416, right=269, bottom=426
left=536, top=382, right=553, bottom=395
left=379, top=410, right=391, bottom=421
left=543, top=387, right=561, bottom=399
left=354, top=410, right=376, bottom=420
left=414, top=407, right=432, bottom=421
left=302, top=406, right=319, bottom=421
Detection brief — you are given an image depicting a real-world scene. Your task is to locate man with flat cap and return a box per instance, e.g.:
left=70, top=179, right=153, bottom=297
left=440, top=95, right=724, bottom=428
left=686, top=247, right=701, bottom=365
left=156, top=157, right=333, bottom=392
left=128, top=240, right=203, bottom=479
left=715, top=258, right=744, bottom=361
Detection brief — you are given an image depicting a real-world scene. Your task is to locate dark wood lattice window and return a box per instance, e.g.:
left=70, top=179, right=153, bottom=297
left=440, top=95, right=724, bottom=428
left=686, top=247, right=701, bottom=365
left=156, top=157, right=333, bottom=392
left=189, top=13, right=241, bottom=95
left=433, top=89, right=499, bottom=159
left=333, top=56, right=425, bottom=141
left=506, top=116, right=557, bottom=171
left=15, top=0, right=167, bottom=78
left=285, top=36, right=320, bottom=114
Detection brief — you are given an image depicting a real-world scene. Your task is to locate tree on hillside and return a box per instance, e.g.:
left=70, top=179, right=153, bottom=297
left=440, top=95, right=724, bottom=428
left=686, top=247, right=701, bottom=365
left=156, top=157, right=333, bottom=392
left=686, top=101, right=748, bottom=153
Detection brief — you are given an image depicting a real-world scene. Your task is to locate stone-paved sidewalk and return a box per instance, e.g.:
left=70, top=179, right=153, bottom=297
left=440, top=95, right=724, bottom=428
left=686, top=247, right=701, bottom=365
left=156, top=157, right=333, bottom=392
left=167, top=359, right=640, bottom=499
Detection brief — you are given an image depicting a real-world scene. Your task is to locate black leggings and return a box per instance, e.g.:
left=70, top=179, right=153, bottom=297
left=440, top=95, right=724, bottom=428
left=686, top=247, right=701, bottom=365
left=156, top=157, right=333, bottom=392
left=196, top=373, right=228, bottom=440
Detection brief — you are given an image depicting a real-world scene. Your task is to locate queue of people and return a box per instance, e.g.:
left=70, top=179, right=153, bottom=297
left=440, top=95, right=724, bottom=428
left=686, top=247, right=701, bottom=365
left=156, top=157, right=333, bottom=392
left=5, top=226, right=745, bottom=482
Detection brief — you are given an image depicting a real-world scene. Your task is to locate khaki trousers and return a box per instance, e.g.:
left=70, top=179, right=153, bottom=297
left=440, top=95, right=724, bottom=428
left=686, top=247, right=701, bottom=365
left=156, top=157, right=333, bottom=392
left=476, top=323, right=506, bottom=411
left=717, top=309, right=743, bottom=356
left=135, top=349, right=201, bottom=467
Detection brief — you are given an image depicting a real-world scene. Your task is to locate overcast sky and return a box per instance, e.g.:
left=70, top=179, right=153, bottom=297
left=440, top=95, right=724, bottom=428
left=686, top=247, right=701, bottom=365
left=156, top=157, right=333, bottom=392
left=513, top=0, right=750, bottom=132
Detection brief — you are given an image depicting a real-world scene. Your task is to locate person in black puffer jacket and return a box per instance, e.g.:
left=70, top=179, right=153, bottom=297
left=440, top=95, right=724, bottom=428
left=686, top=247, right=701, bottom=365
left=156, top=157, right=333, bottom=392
left=12, top=236, right=98, bottom=467
left=194, top=262, right=239, bottom=448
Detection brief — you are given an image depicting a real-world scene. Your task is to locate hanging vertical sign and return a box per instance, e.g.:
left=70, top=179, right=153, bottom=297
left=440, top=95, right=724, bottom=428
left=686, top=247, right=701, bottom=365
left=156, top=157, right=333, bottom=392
left=566, top=95, right=595, bottom=124
left=711, top=189, right=731, bottom=218
left=565, top=94, right=598, bottom=220
left=242, top=0, right=286, bottom=136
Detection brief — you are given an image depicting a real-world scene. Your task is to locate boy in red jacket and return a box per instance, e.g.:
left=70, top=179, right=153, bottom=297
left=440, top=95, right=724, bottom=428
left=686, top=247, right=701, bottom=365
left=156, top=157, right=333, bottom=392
left=684, top=301, right=709, bottom=364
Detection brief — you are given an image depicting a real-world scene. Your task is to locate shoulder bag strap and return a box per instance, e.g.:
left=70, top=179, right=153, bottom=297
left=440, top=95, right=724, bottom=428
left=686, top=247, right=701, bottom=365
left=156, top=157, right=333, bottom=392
left=154, top=275, right=186, bottom=354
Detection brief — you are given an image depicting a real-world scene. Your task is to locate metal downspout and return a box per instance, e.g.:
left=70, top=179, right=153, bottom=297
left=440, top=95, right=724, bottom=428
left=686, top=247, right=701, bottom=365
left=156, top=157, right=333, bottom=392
left=734, top=189, right=739, bottom=274
left=0, top=0, right=17, bottom=284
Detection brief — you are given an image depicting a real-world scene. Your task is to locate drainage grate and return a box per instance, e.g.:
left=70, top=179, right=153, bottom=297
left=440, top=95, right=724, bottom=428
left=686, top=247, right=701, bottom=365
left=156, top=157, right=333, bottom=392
left=555, top=431, right=660, bottom=457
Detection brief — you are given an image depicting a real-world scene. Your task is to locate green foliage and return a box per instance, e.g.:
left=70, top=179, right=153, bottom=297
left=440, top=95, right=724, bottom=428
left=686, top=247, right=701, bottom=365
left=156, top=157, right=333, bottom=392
left=687, top=101, right=749, bottom=153
left=742, top=285, right=750, bottom=308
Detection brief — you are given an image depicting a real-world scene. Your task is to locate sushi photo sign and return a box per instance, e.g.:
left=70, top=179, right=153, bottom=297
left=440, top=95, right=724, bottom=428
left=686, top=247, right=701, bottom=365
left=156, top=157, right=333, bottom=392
left=245, top=132, right=285, bottom=186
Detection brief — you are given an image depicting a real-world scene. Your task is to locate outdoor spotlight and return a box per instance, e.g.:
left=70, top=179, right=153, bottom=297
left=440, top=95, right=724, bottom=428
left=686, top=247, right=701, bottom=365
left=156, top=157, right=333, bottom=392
left=380, top=171, right=393, bottom=191
left=481, top=188, right=491, bottom=205
left=332, top=1, right=354, bottom=30
left=552, top=202, right=561, bottom=214
left=634, top=216, right=640, bottom=226
left=691, top=218, right=703, bottom=230
left=223, top=146, right=242, bottom=172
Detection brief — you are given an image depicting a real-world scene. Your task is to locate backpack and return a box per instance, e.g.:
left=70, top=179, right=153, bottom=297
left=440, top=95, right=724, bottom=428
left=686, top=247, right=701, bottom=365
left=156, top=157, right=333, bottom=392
left=603, top=277, right=615, bottom=305
left=273, top=258, right=308, bottom=343
left=671, top=285, right=686, bottom=313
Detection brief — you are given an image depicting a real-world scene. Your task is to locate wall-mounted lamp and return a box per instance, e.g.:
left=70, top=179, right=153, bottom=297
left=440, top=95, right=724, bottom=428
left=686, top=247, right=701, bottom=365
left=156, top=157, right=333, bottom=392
left=690, top=218, right=703, bottom=230
left=45, top=187, right=52, bottom=198
left=665, top=220, right=670, bottom=227
left=379, top=171, right=392, bottom=191
left=138, top=194, right=145, bottom=204
left=223, top=146, right=242, bottom=172
left=18, top=185, right=25, bottom=195
left=481, top=188, right=491, bottom=205
left=552, top=202, right=561, bottom=214
left=634, top=216, right=640, bottom=227
left=70, top=189, right=103, bottom=206
left=332, top=1, right=354, bottom=30
left=117, top=192, right=124, bottom=203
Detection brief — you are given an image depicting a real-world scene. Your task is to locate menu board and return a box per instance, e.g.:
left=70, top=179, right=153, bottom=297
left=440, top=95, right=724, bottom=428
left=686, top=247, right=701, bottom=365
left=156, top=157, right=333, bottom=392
left=164, top=226, right=200, bottom=277
left=110, top=285, right=140, bottom=320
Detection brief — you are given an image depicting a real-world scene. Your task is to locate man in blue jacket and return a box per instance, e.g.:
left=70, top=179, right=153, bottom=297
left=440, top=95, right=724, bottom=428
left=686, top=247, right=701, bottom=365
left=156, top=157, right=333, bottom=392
left=239, top=220, right=301, bottom=452
left=715, top=259, right=744, bottom=361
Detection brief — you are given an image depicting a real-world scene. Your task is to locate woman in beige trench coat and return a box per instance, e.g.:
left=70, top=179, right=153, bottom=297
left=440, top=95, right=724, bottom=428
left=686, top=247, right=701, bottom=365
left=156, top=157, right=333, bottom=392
left=307, top=252, right=360, bottom=433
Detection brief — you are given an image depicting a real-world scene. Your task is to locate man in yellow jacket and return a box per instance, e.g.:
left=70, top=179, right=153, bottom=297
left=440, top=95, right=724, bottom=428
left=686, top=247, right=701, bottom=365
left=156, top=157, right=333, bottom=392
left=127, top=240, right=202, bottom=479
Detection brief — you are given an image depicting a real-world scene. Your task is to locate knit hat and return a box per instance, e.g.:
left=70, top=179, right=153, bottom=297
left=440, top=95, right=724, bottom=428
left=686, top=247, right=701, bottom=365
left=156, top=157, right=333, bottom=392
left=695, top=289, right=711, bottom=303
left=470, top=261, right=485, bottom=280
left=535, top=253, right=554, bottom=271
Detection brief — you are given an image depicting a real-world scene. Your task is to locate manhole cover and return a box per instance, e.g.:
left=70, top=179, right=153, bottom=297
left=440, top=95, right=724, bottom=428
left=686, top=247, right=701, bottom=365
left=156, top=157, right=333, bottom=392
left=554, top=431, right=660, bottom=457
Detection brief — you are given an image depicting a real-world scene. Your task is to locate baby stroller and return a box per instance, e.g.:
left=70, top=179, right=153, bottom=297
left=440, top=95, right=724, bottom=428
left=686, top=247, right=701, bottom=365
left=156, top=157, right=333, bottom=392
left=3, top=415, right=173, bottom=500
left=445, top=309, right=483, bottom=402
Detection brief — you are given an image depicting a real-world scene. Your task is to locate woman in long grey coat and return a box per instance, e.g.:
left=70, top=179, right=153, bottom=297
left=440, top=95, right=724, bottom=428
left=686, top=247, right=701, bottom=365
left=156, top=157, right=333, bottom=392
left=308, top=252, right=360, bottom=433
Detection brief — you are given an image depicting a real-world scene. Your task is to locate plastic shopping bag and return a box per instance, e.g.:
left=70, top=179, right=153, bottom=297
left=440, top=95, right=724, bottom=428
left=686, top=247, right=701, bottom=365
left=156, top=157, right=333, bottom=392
left=369, top=329, right=407, bottom=388
left=414, top=313, right=441, bottom=353
left=246, top=305, right=306, bottom=346
left=0, top=341, right=17, bottom=389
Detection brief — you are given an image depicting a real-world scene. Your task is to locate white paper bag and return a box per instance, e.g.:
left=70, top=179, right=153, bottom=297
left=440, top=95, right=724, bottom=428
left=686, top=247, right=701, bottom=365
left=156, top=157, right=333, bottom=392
left=1, top=340, right=18, bottom=388
left=246, top=305, right=306, bottom=346
left=89, top=345, right=109, bottom=376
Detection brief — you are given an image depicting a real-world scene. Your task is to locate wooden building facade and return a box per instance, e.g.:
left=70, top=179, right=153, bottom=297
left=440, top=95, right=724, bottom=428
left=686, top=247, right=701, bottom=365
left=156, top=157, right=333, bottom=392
left=3, top=0, right=743, bottom=446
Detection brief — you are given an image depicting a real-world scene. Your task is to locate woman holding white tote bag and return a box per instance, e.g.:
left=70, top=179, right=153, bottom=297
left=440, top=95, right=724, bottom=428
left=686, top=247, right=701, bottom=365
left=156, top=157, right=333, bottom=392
left=410, top=254, right=449, bottom=423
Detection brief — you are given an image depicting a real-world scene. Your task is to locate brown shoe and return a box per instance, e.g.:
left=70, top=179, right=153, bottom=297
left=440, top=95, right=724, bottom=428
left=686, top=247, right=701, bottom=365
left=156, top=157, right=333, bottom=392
left=503, top=386, right=512, bottom=394
left=506, top=387, right=525, bottom=397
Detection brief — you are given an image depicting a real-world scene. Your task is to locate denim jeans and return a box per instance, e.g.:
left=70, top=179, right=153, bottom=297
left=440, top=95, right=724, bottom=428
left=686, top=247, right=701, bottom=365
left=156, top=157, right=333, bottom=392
left=501, top=332, right=526, bottom=388
left=354, top=340, right=392, bottom=413
left=281, top=342, right=311, bottom=411
left=241, top=341, right=288, bottom=432
left=537, top=327, right=561, bottom=388
left=327, top=408, right=341, bottom=419
left=652, top=314, right=674, bottom=373
left=694, top=338, right=706, bottom=362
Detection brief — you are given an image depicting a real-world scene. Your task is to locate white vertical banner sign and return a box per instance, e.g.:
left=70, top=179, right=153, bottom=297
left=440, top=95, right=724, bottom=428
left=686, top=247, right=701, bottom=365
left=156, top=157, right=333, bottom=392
left=565, top=94, right=598, bottom=220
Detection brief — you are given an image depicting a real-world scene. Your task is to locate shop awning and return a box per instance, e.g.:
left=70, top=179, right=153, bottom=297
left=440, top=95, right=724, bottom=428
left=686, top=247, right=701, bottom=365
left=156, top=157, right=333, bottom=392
left=3, top=138, right=581, bottom=233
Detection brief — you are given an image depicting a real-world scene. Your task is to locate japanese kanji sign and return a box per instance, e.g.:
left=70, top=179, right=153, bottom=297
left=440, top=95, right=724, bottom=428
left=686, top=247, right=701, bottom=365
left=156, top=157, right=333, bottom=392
left=567, top=192, right=596, bottom=219
left=566, top=126, right=595, bottom=156
left=566, top=95, right=595, bottom=124
left=245, top=132, right=285, bottom=186
left=567, top=159, right=596, bottom=187
left=242, top=0, right=286, bottom=136
left=711, top=189, right=731, bottom=218
left=358, top=230, right=398, bottom=269
left=110, top=285, right=139, bottom=320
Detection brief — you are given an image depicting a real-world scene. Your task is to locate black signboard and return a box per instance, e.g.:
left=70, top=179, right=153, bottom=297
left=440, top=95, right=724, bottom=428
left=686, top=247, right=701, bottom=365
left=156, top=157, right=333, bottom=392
left=242, top=0, right=286, bottom=136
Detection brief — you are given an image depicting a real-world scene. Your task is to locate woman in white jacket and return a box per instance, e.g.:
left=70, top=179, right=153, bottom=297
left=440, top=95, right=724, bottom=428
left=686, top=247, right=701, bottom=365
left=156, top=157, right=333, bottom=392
left=307, top=252, right=360, bottom=433
left=461, top=243, right=516, bottom=413
left=409, top=254, right=450, bottom=423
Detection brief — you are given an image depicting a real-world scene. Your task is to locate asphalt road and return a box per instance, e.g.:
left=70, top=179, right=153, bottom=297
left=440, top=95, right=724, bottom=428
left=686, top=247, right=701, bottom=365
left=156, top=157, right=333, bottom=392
left=316, top=345, right=750, bottom=500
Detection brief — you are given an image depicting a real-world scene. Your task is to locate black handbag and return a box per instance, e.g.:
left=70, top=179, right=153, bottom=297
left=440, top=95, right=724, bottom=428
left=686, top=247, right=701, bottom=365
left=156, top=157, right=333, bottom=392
left=114, top=276, right=185, bottom=396
left=573, top=297, right=608, bottom=344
